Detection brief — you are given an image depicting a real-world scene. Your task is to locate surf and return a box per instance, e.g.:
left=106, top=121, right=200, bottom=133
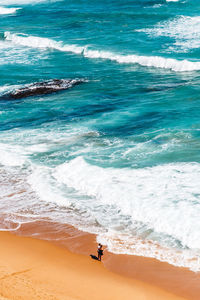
left=138, top=15, right=200, bottom=52
left=4, top=32, right=200, bottom=72
left=0, top=7, right=21, bottom=14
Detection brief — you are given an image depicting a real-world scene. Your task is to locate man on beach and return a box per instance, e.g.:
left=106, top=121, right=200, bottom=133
left=97, top=243, right=103, bottom=261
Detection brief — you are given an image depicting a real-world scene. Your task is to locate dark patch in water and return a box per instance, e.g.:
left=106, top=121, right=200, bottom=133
left=142, top=83, right=185, bottom=93
left=3, top=79, right=85, bottom=100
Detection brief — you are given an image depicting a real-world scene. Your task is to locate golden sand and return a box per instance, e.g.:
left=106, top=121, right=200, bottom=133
left=0, top=230, right=189, bottom=300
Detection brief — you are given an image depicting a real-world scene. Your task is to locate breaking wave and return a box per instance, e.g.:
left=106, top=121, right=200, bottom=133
left=53, top=157, right=200, bottom=250
left=0, top=0, right=55, bottom=4
left=4, top=32, right=200, bottom=72
left=0, top=7, right=21, bottom=14
left=27, top=156, right=200, bottom=271
left=1, top=132, right=200, bottom=272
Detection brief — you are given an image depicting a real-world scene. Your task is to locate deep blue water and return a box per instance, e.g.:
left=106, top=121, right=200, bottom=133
left=0, top=0, right=200, bottom=271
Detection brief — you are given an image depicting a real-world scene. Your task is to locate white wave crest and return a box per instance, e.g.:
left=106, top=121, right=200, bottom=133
left=0, top=7, right=20, bottom=14
left=4, top=32, right=84, bottom=54
left=4, top=31, right=200, bottom=72
left=0, top=0, right=54, bottom=4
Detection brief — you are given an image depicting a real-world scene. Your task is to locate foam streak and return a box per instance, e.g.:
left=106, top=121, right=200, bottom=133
left=4, top=32, right=200, bottom=72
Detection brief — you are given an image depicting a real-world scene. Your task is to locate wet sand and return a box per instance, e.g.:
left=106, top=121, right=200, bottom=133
left=0, top=220, right=198, bottom=299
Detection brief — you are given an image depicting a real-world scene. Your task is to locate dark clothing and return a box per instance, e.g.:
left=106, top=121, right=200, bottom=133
left=97, top=245, right=103, bottom=261
left=98, top=249, right=103, bottom=256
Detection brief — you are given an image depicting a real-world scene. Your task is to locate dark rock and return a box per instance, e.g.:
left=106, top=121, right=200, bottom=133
left=6, top=79, right=85, bottom=99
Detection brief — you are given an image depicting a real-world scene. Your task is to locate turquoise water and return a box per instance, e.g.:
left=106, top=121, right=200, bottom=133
left=1, top=0, right=200, bottom=271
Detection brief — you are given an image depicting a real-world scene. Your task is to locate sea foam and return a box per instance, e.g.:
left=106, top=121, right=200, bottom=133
left=138, top=16, right=200, bottom=52
left=1, top=136, right=200, bottom=271
left=53, top=157, right=200, bottom=250
left=0, top=143, right=27, bottom=167
left=28, top=156, right=200, bottom=271
left=0, top=7, right=20, bottom=14
left=4, top=32, right=200, bottom=72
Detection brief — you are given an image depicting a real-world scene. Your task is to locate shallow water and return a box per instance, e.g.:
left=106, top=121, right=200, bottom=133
left=1, top=0, right=200, bottom=271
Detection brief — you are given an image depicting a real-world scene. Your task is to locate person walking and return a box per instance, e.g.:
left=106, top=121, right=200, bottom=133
left=97, top=243, right=103, bottom=261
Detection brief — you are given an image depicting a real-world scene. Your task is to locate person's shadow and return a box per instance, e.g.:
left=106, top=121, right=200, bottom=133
left=90, top=254, right=98, bottom=260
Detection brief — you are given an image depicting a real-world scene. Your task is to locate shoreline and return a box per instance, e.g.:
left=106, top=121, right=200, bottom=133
left=0, top=230, right=187, bottom=300
left=5, top=220, right=200, bottom=300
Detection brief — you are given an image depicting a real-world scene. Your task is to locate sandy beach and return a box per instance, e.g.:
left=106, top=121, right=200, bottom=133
left=0, top=224, right=198, bottom=300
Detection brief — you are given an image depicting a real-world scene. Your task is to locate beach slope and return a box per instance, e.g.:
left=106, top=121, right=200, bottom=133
left=0, top=231, right=186, bottom=300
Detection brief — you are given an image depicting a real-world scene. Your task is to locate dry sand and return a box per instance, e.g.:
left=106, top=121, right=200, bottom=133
left=0, top=230, right=189, bottom=300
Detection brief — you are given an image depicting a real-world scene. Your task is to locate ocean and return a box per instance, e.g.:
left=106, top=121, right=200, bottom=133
left=0, top=0, right=200, bottom=272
